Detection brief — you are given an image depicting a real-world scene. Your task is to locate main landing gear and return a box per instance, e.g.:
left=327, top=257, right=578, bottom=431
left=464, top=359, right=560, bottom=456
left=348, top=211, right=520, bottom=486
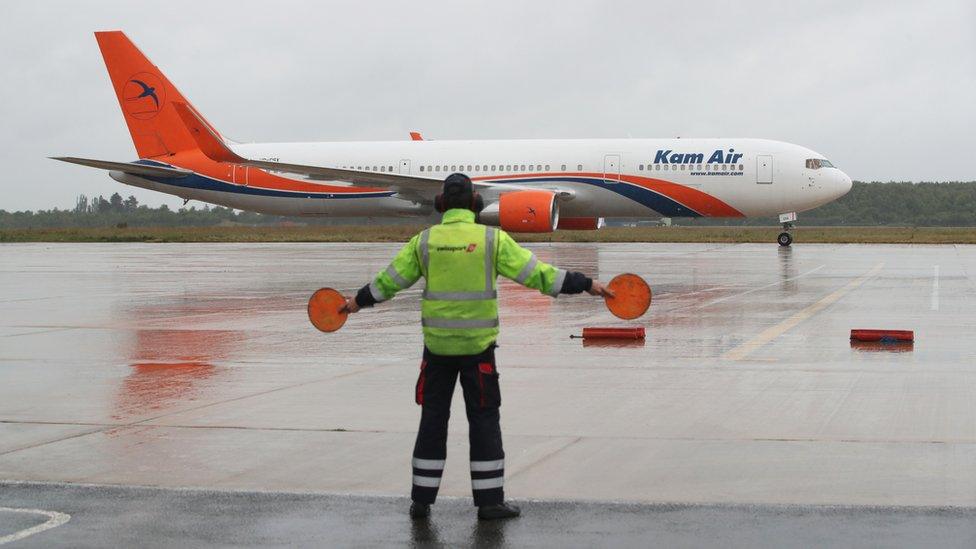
left=777, top=212, right=797, bottom=247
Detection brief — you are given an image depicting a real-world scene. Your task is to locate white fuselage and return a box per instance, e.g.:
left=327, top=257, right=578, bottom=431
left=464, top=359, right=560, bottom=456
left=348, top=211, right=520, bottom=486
left=116, top=137, right=852, bottom=219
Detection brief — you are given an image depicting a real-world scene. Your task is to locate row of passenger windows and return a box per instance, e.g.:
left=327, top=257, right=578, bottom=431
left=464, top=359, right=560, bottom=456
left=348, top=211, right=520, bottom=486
left=338, top=163, right=748, bottom=174
left=339, top=164, right=586, bottom=173
left=639, top=163, right=745, bottom=171
left=341, top=165, right=396, bottom=172
left=419, top=164, right=583, bottom=173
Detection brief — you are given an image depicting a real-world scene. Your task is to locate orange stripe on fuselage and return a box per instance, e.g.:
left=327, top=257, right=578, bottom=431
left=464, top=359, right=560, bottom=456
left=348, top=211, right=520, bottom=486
left=163, top=150, right=390, bottom=194
left=473, top=172, right=744, bottom=217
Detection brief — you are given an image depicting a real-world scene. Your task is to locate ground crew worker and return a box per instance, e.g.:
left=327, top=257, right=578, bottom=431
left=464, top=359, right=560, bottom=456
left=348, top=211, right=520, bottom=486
left=341, top=173, right=613, bottom=520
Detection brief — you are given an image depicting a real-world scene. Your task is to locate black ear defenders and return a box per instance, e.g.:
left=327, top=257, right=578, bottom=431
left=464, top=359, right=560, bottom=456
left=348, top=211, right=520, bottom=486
left=434, top=191, right=484, bottom=213
left=435, top=173, right=484, bottom=213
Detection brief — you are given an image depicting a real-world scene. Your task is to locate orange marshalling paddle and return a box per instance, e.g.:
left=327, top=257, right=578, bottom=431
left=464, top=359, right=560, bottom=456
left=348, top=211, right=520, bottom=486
left=307, top=288, right=349, bottom=332
left=604, top=273, right=652, bottom=320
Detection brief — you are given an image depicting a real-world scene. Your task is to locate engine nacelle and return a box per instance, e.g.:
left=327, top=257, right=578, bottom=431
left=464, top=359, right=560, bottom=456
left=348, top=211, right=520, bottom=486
left=557, top=217, right=605, bottom=230
left=479, top=190, right=559, bottom=233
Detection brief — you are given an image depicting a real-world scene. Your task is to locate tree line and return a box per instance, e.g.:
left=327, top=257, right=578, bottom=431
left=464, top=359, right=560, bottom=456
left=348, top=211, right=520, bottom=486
left=2, top=181, right=975, bottom=229
left=685, top=181, right=976, bottom=226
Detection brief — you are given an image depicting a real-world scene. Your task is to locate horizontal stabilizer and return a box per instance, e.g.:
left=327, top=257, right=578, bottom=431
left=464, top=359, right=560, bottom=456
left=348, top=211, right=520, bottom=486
left=51, top=157, right=191, bottom=178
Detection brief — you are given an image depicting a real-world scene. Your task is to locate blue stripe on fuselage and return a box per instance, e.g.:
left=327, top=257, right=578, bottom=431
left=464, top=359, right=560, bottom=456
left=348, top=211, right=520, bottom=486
left=493, top=177, right=702, bottom=217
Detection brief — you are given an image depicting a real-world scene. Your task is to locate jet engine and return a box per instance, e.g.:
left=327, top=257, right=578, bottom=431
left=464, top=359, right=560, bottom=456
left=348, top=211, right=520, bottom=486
left=479, top=190, right=559, bottom=233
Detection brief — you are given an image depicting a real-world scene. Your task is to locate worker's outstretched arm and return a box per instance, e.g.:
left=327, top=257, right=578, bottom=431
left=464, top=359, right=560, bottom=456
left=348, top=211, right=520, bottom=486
left=343, top=233, right=424, bottom=313
left=494, top=229, right=613, bottom=297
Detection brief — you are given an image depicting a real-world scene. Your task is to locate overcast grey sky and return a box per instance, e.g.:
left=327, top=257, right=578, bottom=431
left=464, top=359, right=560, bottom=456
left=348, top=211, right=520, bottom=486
left=1, top=0, right=973, bottom=211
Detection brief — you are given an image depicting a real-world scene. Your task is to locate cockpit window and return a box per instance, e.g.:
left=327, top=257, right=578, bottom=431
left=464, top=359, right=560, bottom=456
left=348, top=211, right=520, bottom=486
left=805, top=158, right=835, bottom=169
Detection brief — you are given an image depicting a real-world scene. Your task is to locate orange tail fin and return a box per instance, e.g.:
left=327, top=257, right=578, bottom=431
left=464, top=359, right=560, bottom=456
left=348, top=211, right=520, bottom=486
left=95, top=31, right=223, bottom=159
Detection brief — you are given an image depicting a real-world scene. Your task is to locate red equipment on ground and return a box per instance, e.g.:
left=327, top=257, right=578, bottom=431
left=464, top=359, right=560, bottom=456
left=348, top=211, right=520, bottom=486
left=850, top=329, right=914, bottom=343
left=571, top=327, right=646, bottom=340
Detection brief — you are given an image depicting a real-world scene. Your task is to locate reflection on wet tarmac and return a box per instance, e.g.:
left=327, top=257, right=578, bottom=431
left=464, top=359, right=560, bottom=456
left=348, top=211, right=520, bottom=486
left=113, top=329, right=242, bottom=419
left=580, top=338, right=647, bottom=349
left=850, top=340, right=915, bottom=353
left=114, top=362, right=217, bottom=419
left=409, top=518, right=442, bottom=545
left=469, top=518, right=509, bottom=547
left=778, top=246, right=797, bottom=290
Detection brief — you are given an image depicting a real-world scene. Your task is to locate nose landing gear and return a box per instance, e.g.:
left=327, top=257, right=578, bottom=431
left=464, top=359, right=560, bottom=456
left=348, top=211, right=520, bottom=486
left=777, top=230, right=793, bottom=247
left=777, top=212, right=797, bottom=247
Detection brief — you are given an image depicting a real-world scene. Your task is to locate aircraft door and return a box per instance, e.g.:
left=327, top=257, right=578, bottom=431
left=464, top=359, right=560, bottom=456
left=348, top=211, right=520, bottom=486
left=757, top=155, right=773, bottom=184
left=603, top=154, right=620, bottom=183
left=233, top=165, right=248, bottom=186
left=399, top=159, right=411, bottom=175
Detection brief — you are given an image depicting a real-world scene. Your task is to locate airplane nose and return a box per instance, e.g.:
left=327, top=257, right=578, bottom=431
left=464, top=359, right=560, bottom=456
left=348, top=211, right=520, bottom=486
left=839, top=172, right=853, bottom=197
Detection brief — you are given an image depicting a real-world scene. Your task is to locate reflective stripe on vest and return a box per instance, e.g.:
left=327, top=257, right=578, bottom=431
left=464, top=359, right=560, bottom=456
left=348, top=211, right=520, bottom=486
left=386, top=264, right=412, bottom=288
left=418, top=228, right=431, bottom=276
left=484, top=227, right=496, bottom=292
left=548, top=268, right=567, bottom=297
left=514, top=254, right=538, bottom=284
left=422, top=289, right=498, bottom=301
left=421, top=317, right=499, bottom=329
left=419, top=221, right=500, bottom=355
left=368, top=280, right=386, bottom=302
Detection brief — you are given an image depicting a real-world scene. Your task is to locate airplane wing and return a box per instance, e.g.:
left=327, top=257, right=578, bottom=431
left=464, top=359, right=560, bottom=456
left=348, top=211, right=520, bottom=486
left=170, top=102, right=575, bottom=202
left=50, top=156, right=192, bottom=178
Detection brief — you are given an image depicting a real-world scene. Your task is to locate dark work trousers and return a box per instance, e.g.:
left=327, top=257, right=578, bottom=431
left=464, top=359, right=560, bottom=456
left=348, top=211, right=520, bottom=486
left=411, top=344, right=504, bottom=507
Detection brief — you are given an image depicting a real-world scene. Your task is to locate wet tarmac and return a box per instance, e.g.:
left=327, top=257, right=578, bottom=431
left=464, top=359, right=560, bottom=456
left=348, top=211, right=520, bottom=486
left=2, top=242, right=975, bottom=545
left=2, top=481, right=975, bottom=548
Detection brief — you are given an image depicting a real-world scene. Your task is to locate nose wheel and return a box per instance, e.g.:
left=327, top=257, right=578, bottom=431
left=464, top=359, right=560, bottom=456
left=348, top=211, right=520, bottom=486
left=777, top=222, right=794, bottom=247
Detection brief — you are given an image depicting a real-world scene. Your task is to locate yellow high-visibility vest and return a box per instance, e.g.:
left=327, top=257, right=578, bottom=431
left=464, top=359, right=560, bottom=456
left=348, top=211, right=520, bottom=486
left=369, top=208, right=565, bottom=355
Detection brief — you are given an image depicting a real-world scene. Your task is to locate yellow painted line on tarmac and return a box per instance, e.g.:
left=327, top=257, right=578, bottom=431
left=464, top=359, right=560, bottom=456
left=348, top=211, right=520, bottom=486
left=722, top=262, right=884, bottom=361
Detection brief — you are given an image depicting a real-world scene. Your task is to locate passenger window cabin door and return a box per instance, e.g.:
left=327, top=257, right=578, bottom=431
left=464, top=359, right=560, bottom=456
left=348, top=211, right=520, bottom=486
left=757, top=155, right=773, bottom=184
left=603, top=154, right=620, bottom=183
left=399, top=159, right=411, bottom=175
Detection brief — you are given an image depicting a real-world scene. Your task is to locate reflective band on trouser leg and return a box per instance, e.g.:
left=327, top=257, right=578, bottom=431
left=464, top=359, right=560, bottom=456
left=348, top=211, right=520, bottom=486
left=412, top=456, right=445, bottom=502
left=472, top=477, right=504, bottom=490
left=470, top=459, right=504, bottom=471
left=414, top=457, right=446, bottom=469
left=413, top=475, right=441, bottom=488
left=470, top=459, right=504, bottom=505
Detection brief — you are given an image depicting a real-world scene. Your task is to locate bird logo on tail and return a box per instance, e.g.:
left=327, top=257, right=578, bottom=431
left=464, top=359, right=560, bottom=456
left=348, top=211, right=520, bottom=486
left=122, top=72, right=165, bottom=120
left=130, top=79, right=158, bottom=107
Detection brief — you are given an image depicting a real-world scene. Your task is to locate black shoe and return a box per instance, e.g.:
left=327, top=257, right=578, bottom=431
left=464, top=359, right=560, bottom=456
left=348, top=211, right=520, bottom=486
left=410, top=502, right=431, bottom=519
left=477, top=502, right=521, bottom=520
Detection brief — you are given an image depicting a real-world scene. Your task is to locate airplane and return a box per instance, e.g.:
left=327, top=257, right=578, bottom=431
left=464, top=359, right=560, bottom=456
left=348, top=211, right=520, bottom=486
left=54, top=31, right=853, bottom=246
